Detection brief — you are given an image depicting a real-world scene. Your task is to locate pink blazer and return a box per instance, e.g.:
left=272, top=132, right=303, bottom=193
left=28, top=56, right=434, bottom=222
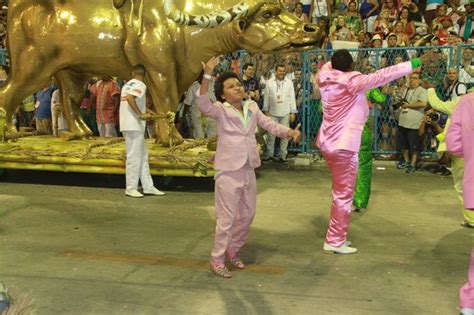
left=316, top=61, right=413, bottom=153
left=198, top=94, right=290, bottom=172
left=446, top=93, right=474, bottom=209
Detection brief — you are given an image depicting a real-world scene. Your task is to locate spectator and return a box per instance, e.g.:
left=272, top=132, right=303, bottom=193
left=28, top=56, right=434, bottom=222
left=21, top=95, right=35, bottom=128
left=50, top=89, right=68, bottom=137
left=443, top=67, right=467, bottom=100
left=393, top=20, right=411, bottom=46
left=359, top=0, right=381, bottom=33
left=241, top=63, right=261, bottom=105
left=183, top=71, right=217, bottom=139
left=382, top=0, right=398, bottom=24
left=446, top=0, right=466, bottom=33
left=431, top=4, right=450, bottom=31
left=293, top=2, right=309, bottom=22
left=458, top=47, right=474, bottom=88
left=435, top=15, right=455, bottom=45
left=396, top=6, right=416, bottom=39
left=310, top=0, right=331, bottom=24
left=35, top=82, right=55, bottom=135
left=458, top=2, right=473, bottom=41
left=90, top=76, right=121, bottom=137
left=262, top=64, right=298, bottom=162
left=330, top=15, right=354, bottom=41
left=382, top=34, right=410, bottom=67
left=397, top=72, right=427, bottom=173
left=425, top=0, right=445, bottom=30
left=373, top=9, right=392, bottom=38
left=345, top=0, right=364, bottom=36
left=79, top=80, right=99, bottom=136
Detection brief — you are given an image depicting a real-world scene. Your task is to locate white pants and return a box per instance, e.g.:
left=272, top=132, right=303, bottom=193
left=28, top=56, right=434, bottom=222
left=98, top=123, right=117, bottom=137
left=123, top=130, right=154, bottom=192
left=191, top=105, right=217, bottom=139
left=266, top=114, right=290, bottom=159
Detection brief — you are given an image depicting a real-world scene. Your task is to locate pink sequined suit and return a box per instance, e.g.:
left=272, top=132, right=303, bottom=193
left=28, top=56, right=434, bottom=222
left=316, top=61, right=413, bottom=247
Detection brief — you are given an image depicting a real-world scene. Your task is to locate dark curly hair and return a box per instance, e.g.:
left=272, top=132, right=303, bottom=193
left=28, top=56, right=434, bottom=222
left=213, top=72, right=243, bottom=103
left=331, top=49, right=353, bottom=72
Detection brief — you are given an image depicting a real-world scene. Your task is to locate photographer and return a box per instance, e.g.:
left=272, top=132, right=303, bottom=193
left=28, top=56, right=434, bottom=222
left=397, top=72, right=428, bottom=173
left=419, top=108, right=443, bottom=134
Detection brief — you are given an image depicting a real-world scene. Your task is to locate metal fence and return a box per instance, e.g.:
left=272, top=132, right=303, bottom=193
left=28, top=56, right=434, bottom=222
left=1, top=45, right=473, bottom=158
left=239, top=44, right=473, bottom=157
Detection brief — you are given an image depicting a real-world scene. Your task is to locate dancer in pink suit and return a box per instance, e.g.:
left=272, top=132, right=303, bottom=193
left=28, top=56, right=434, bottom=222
left=317, top=49, right=437, bottom=254
left=446, top=92, right=474, bottom=210
left=198, top=57, right=301, bottom=278
left=446, top=92, right=474, bottom=314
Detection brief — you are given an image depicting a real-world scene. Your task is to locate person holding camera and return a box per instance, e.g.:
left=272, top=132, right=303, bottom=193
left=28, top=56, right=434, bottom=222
left=424, top=80, right=474, bottom=228
left=397, top=72, right=428, bottom=174
left=418, top=107, right=444, bottom=148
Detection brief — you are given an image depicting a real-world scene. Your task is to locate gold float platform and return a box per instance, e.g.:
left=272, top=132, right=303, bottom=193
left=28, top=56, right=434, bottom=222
left=0, top=136, right=215, bottom=177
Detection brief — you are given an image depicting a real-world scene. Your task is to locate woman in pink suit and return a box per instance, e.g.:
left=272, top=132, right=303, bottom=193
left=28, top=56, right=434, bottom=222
left=198, top=57, right=301, bottom=278
left=446, top=92, right=474, bottom=314
left=317, top=49, right=437, bottom=254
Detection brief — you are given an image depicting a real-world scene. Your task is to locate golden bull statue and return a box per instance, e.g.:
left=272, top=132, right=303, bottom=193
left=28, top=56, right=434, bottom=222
left=0, top=0, right=322, bottom=145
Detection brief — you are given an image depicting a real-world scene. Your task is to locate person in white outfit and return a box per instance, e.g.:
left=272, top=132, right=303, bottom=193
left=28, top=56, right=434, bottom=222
left=119, top=64, right=165, bottom=198
left=50, top=89, right=68, bottom=137
left=262, top=64, right=298, bottom=162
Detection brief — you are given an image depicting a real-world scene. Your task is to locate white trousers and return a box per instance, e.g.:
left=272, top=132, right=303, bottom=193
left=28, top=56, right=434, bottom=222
left=266, top=114, right=290, bottom=159
left=123, top=130, right=154, bottom=192
left=98, top=123, right=117, bottom=137
left=191, top=105, right=217, bottom=139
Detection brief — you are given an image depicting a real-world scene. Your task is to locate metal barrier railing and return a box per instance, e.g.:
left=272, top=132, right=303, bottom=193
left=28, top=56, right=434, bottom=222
left=1, top=44, right=472, bottom=157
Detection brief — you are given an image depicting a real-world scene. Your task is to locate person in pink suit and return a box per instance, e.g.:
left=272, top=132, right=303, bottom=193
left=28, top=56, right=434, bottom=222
left=460, top=248, right=474, bottom=315
left=446, top=92, right=474, bottom=314
left=197, top=57, right=301, bottom=278
left=317, top=49, right=437, bottom=254
left=446, top=92, right=474, bottom=210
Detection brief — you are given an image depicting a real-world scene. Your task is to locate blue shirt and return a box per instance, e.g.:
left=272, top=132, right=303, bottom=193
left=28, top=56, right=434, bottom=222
left=35, top=86, right=55, bottom=119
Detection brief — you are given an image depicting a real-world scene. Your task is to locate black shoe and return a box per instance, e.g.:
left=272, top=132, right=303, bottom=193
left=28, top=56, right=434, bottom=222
left=405, top=164, right=415, bottom=174
left=278, top=157, right=288, bottom=164
left=397, top=161, right=408, bottom=169
left=261, top=157, right=271, bottom=162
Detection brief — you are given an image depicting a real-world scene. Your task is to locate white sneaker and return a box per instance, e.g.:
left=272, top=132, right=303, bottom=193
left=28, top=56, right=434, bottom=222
left=461, top=308, right=474, bottom=315
left=323, top=242, right=357, bottom=254
left=125, top=190, right=144, bottom=198
left=143, top=187, right=166, bottom=196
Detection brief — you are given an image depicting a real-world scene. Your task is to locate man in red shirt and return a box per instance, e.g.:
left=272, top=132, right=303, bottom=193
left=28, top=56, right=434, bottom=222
left=90, top=76, right=121, bottom=137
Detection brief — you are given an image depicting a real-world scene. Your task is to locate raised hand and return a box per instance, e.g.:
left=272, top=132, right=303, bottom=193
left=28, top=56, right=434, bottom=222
left=201, top=56, right=221, bottom=75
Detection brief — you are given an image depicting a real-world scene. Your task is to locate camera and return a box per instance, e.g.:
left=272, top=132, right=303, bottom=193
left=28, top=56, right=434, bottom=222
left=428, top=112, right=440, bottom=122
left=392, top=98, right=407, bottom=110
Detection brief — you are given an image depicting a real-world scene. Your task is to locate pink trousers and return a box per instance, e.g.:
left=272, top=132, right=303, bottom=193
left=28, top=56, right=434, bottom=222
left=210, top=164, right=257, bottom=265
left=461, top=248, right=474, bottom=309
left=321, top=150, right=359, bottom=247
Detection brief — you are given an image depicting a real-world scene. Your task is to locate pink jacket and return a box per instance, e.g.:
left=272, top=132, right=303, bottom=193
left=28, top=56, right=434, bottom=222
left=446, top=93, right=474, bottom=209
left=198, top=94, right=290, bottom=172
left=316, top=61, right=413, bottom=152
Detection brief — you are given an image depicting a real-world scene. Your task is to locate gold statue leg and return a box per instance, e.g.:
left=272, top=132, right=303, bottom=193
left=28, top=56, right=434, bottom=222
left=54, top=70, right=93, bottom=138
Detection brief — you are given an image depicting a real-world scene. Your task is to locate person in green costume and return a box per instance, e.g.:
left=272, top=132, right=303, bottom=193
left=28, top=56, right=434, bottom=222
left=352, top=87, right=386, bottom=212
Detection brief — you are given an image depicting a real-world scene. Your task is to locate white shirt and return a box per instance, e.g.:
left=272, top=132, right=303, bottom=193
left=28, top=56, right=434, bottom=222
left=263, top=77, right=297, bottom=117
left=312, top=0, right=329, bottom=18
left=119, top=79, right=147, bottom=132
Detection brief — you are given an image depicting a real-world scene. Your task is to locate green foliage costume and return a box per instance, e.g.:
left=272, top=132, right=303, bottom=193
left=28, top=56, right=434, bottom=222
left=353, top=88, right=386, bottom=209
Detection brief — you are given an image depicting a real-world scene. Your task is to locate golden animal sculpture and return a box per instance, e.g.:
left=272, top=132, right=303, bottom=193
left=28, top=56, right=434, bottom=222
left=0, top=0, right=322, bottom=146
